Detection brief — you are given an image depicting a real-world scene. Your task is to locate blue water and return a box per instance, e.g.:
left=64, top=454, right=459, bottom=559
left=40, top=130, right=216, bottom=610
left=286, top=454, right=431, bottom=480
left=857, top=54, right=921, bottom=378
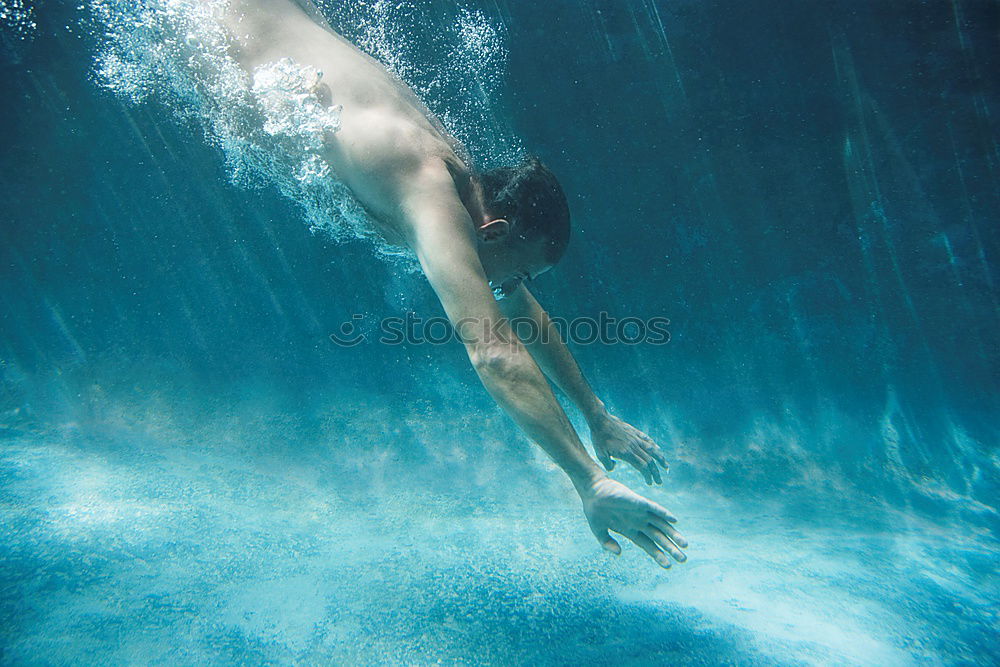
left=1, top=0, right=998, bottom=664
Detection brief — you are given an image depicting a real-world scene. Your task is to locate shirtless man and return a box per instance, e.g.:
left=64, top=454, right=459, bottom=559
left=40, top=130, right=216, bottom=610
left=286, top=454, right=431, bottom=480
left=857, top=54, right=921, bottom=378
left=220, top=0, right=687, bottom=568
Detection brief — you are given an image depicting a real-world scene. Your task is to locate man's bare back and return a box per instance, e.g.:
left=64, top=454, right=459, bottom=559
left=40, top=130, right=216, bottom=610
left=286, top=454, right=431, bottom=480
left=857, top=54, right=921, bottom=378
left=217, top=0, right=688, bottom=570
left=222, top=0, right=475, bottom=247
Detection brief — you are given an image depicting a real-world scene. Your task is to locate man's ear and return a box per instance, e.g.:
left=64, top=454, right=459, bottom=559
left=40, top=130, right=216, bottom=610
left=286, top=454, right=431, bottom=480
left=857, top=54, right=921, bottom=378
left=477, top=218, right=510, bottom=243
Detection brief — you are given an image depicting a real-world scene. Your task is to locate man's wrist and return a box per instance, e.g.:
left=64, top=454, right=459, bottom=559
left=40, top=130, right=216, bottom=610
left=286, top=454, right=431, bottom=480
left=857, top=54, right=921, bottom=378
left=569, top=463, right=608, bottom=494
left=583, top=400, right=609, bottom=427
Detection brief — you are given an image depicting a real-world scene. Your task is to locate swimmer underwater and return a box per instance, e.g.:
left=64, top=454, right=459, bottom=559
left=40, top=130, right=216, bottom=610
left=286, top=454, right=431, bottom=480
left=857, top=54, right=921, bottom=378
left=220, top=0, right=688, bottom=568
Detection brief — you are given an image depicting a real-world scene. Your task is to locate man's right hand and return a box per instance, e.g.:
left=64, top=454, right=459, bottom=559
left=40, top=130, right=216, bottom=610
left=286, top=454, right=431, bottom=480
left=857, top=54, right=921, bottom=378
left=578, top=476, right=688, bottom=568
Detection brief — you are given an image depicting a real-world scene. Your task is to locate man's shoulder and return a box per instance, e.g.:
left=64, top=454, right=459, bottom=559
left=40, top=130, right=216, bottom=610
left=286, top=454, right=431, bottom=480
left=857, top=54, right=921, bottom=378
left=398, top=154, right=470, bottom=211
left=393, top=157, right=476, bottom=248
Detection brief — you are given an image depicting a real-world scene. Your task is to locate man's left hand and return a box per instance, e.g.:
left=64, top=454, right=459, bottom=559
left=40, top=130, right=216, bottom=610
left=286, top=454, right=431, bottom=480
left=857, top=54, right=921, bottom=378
left=590, top=412, right=670, bottom=485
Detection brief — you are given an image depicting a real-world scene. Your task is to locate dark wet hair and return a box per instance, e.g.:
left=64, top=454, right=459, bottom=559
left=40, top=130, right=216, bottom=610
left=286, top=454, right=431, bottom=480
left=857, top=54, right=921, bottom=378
left=478, top=156, right=571, bottom=265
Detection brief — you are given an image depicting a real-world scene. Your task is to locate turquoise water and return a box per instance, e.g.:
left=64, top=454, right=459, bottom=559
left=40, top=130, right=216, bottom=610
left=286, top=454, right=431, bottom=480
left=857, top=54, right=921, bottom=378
left=1, top=1, right=998, bottom=664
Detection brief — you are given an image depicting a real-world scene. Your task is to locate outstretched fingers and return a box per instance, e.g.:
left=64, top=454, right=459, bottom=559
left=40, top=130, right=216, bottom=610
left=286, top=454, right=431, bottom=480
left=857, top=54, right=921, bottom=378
left=625, top=450, right=653, bottom=484
left=644, top=439, right=670, bottom=470
left=628, top=448, right=662, bottom=485
left=645, top=502, right=678, bottom=524
left=629, top=436, right=666, bottom=485
left=629, top=531, right=671, bottom=568
left=626, top=426, right=668, bottom=469
left=649, top=516, right=688, bottom=549
left=647, top=457, right=663, bottom=485
left=646, top=524, right=686, bottom=562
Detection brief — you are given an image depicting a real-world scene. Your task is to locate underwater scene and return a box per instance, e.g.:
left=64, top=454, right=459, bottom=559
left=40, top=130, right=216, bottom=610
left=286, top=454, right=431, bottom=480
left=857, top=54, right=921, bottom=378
left=1, top=0, right=997, bottom=664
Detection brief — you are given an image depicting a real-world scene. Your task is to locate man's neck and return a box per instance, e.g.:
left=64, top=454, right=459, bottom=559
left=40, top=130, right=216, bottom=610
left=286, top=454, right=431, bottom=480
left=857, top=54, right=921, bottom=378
left=462, top=178, right=490, bottom=231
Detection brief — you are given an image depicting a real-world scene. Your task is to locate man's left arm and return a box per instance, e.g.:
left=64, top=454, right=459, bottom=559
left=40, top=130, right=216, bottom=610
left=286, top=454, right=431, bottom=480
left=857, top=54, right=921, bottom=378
left=498, top=286, right=671, bottom=485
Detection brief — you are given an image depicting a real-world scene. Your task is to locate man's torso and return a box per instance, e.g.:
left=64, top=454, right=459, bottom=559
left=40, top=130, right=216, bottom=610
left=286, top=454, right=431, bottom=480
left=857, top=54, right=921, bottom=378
left=221, top=0, right=475, bottom=246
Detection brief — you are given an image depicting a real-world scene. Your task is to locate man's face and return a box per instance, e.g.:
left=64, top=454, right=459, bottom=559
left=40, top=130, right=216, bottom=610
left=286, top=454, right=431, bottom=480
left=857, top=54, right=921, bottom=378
left=477, top=230, right=553, bottom=298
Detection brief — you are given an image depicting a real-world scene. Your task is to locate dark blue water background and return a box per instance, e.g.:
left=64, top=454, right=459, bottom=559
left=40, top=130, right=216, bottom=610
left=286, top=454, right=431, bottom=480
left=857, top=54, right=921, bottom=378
left=1, top=0, right=997, bottom=664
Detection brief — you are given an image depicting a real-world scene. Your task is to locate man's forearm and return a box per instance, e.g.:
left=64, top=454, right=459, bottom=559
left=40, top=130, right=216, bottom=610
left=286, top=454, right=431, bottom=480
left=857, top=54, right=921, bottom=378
left=470, top=340, right=606, bottom=491
left=520, top=309, right=608, bottom=425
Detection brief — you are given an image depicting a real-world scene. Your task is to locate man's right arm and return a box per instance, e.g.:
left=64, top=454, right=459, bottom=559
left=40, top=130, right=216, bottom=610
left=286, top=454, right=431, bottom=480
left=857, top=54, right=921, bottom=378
left=398, top=166, right=688, bottom=567
left=400, top=171, right=605, bottom=493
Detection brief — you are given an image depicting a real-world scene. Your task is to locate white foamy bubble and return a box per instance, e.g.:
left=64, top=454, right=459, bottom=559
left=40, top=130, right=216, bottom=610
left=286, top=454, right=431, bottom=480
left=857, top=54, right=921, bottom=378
left=251, top=57, right=341, bottom=147
left=295, top=154, right=331, bottom=184
left=84, top=0, right=410, bottom=264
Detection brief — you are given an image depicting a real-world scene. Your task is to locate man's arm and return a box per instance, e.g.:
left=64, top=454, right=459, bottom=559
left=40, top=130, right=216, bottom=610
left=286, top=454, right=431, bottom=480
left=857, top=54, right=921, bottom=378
left=498, top=285, right=671, bottom=485
left=399, top=165, right=687, bottom=567
left=401, top=171, right=604, bottom=493
left=497, top=285, right=607, bottom=422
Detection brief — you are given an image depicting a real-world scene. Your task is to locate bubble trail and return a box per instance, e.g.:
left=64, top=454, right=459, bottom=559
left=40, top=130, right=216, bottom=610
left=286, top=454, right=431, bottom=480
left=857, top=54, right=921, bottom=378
left=84, top=0, right=518, bottom=266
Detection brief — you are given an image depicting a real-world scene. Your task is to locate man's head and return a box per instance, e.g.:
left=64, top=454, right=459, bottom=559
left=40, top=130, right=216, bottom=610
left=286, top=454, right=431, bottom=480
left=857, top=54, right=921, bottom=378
left=473, top=156, right=571, bottom=297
